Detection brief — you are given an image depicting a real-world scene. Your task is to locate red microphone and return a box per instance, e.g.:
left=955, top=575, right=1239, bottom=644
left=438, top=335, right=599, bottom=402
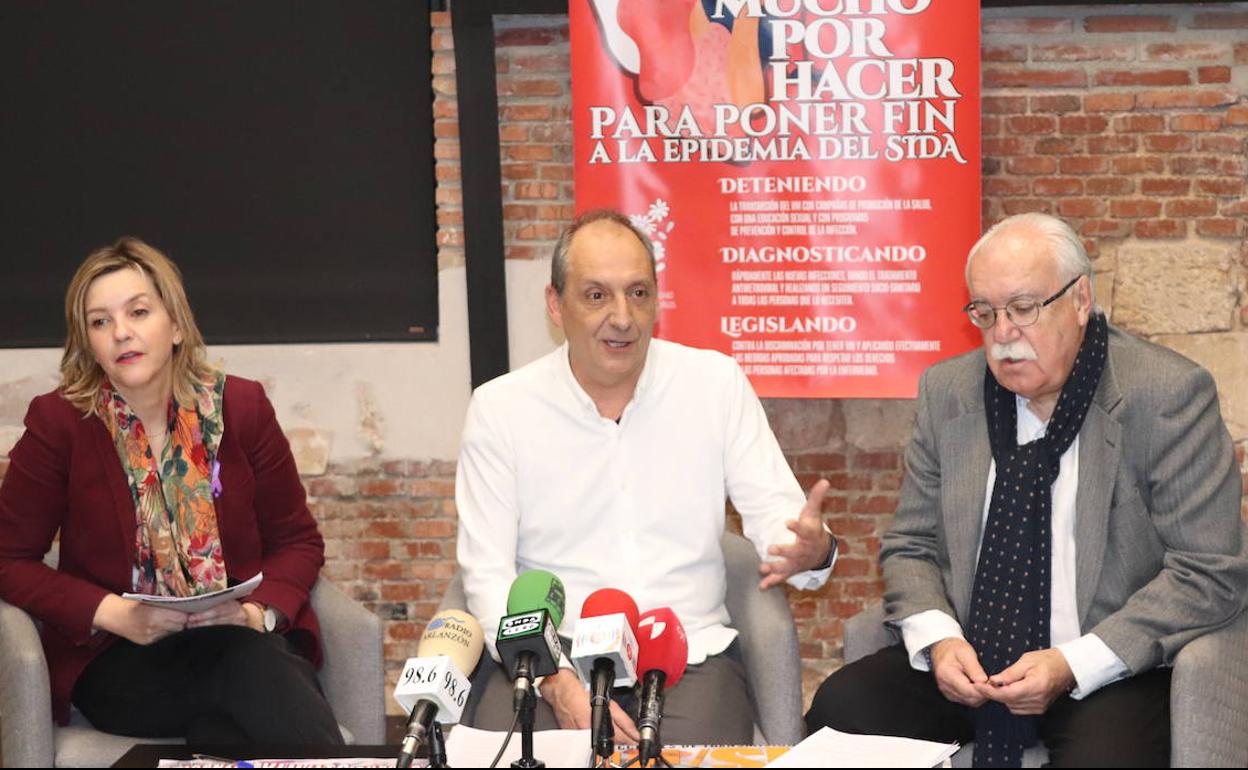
left=572, top=589, right=642, bottom=762
left=635, top=607, right=688, bottom=766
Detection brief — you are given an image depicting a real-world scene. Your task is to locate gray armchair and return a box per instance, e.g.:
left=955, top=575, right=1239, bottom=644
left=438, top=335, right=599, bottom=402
left=0, top=577, right=386, bottom=768
left=436, top=531, right=806, bottom=746
left=843, top=602, right=1248, bottom=768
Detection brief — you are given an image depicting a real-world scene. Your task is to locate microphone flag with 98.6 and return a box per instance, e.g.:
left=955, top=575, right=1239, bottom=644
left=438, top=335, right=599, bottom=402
left=572, top=588, right=641, bottom=688
left=393, top=609, right=484, bottom=723
left=394, top=610, right=484, bottom=769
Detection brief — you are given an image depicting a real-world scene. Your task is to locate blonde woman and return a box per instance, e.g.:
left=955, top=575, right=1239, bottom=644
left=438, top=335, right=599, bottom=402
left=0, top=237, right=343, bottom=745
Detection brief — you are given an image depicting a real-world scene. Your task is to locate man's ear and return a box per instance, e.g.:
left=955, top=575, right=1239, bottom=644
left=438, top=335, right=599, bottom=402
left=1075, top=274, right=1093, bottom=325
left=545, top=284, right=563, bottom=330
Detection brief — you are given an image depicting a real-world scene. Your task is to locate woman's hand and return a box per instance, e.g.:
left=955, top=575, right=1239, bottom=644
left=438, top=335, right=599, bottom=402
left=92, top=594, right=187, bottom=645
left=186, top=599, right=265, bottom=631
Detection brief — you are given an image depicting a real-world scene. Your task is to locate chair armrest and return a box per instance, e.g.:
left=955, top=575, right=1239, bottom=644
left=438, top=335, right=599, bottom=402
left=1170, top=610, right=1248, bottom=768
left=309, top=579, right=386, bottom=745
left=0, top=598, right=55, bottom=768
left=435, top=573, right=467, bottom=614
left=843, top=603, right=893, bottom=665
left=721, top=532, right=805, bottom=746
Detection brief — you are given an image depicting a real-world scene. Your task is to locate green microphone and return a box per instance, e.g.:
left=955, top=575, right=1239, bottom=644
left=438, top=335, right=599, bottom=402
left=497, top=570, right=566, bottom=709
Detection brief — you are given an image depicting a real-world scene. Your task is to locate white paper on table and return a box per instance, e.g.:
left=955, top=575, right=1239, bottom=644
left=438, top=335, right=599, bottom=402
left=766, top=726, right=959, bottom=768
left=445, top=724, right=592, bottom=769
left=123, top=573, right=263, bottom=614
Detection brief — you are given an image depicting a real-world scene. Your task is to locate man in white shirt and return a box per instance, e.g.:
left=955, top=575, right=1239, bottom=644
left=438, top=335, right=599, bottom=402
left=805, top=213, right=1248, bottom=766
left=455, top=209, right=837, bottom=745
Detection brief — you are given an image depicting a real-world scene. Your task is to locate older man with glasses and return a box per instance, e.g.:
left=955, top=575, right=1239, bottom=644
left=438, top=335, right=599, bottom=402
left=804, top=213, right=1247, bottom=767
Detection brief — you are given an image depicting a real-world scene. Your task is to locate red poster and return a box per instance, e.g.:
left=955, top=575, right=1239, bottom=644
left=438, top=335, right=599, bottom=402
left=571, top=0, right=982, bottom=398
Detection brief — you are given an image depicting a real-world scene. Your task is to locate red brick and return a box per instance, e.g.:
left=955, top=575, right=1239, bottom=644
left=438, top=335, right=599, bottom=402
left=983, top=18, right=1073, bottom=34
left=852, top=452, right=900, bottom=471
left=514, top=182, right=560, bottom=200
left=1196, top=218, right=1244, bottom=238
left=497, top=124, right=528, bottom=143
left=1140, top=178, right=1191, bottom=196
left=509, top=53, right=569, bottom=73
left=1057, top=199, right=1107, bottom=218
left=1032, top=44, right=1134, bottom=62
left=848, top=494, right=898, bottom=515
left=1085, top=16, right=1176, bottom=33
left=983, top=137, right=1027, bottom=156
left=983, top=45, right=1027, bottom=62
left=1144, top=134, right=1194, bottom=153
left=495, top=27, right=568, bottom=46
left=496, top=77, right=564, bottom=98
left=1112, top=156, right=1164, bottom=174
left=1136, top=89, right=1238, bottom=109
left=1114, top=114, right=1165, bottom=133
left=516, top=223, right=561, bottom=240
left=1134, top=219, right=1186, bottom=238
left=501, top=162, right=538, bottom=181
left=1111, top=199, right=1162, bottom=218
left=435, top=166, right=461, bottom=187
left=984, top=178, right=1031, bottom=197
left=387, top=622, right=421, bottom=641
left=1171, top=114, right=1224, bottom=133
left=505, top=245, right=544, bottom=260
left=1002, top=199, right=1053, bottom=216
left=1081, top=219, right=1130, bottom=238
left=1165, top=199, right=1218, bottom=217
left=431, top=75, right=457, bottom=98
left=1197, top=178, right=1245, bottom=196
left=981, top=116, right=1002, bottom=137
left=1087, top=135, right=1137, bottom=154
left=794, top=452, right=849, bottom=472
left=365, top=520, right=410, bottom=539
left=1084, top=93, right=1135, bottom=113
left=1238, top=42, right=1248, bottom=65
left=539, top=165, right=574, bottom=181
left=1009, top=156, right=1059, bottom=175
left=433, top=139, right=459, bottom=160
left=1030, top=95, right=1083, bottom=114
left=1144, top=42, right=1230, bottom=61
left=431, top=30, right=453, bottom=53
left=1060, top=115, right=1108, bottom=135
left=1095, top=69, right=1191, bottom=87
left=360, top=478, right=403, bottom=497
left=832, top=558, right=873, bottom=578
left=1169, top=156, right=1222, bottom=175
left=434, top=100, right=458, bottom=120
left=1198, top=67, right=1232, bottom=84
left=1086, top=177, right=1134, bottom=196
left=828, top=517, right=880, bottom=537
left=363, top=562, right=407, bottom=581
left=1190, top=12, right=1248, bottom=29
left=408, top=479, right=456, bottom=498
left=1060, top=155, right=1109, bottom=175
left=350, top=541, right=392, bottom=560
left=505, top=144, right=555, bottom=161
left=1034, top=178, right=1083, bottom=196
left=983, top=68, right=1088, bottom=89
left=1199, top=135, right=1244, bottom=154
left=1005, top=115, right=1057, bottom=135
left=982, top=96, right=1027, bottom=115
left=1034, top=137, right=1081, bottom=155
left=503, top=105, right=554, bottom=122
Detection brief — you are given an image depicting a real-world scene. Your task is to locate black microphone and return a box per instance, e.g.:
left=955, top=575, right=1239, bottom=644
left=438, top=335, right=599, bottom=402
left=496, top=570, right=566, bottom=709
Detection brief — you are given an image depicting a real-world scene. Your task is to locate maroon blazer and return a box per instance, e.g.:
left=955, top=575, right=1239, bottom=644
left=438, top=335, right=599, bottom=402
left=0, top=376, right=325, bottom=724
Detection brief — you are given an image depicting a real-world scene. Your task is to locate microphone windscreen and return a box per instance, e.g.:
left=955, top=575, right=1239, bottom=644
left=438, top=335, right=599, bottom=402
left=416, top=610, right=484, bottom=675
left=506, top=570, right=567, bottom=628
left=581, top=588, right=641, bottom=634
left=636, top=607, right=688, bottom=688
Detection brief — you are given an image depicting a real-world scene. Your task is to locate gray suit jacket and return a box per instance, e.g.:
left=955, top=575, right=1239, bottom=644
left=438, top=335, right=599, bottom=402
left=882, top=325, right=1248, bottom=674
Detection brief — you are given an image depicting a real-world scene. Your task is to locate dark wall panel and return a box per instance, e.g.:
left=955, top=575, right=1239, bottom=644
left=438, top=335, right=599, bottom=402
left=0, top=0, right=437, bottom=346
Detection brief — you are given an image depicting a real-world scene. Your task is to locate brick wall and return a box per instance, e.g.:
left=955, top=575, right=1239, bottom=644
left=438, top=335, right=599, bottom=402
left=0, top=5, right=1245, bottom=718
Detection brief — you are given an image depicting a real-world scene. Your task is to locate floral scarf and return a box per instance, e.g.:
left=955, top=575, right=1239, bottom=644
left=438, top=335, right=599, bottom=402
left=102, top=373, right=228, bottom=597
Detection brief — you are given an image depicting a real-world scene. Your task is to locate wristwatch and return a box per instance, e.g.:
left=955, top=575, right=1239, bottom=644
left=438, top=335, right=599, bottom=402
left=262, top=605, right=280, bottom=633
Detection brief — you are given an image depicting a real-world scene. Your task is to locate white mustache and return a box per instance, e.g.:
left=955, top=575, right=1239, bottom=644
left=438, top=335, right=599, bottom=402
left=991, top=341, right=1038, bottom=361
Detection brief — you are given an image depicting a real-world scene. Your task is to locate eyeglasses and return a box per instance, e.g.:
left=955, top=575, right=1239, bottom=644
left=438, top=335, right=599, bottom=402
left=962, top=275, right=1081, bottom=329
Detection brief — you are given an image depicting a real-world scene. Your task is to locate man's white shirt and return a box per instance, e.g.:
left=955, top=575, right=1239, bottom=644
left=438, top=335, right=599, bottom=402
left=456, top=338, right=834, bottom=666
left=897, top=394, right=1129, bottom=698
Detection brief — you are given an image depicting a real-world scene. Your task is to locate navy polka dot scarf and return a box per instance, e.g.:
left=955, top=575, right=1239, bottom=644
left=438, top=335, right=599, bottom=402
left=969, top=312, right=1108, bottom=767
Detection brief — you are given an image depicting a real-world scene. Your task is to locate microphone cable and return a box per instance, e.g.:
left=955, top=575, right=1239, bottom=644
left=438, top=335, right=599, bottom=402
left=488, top=710, right=520, bottom=769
